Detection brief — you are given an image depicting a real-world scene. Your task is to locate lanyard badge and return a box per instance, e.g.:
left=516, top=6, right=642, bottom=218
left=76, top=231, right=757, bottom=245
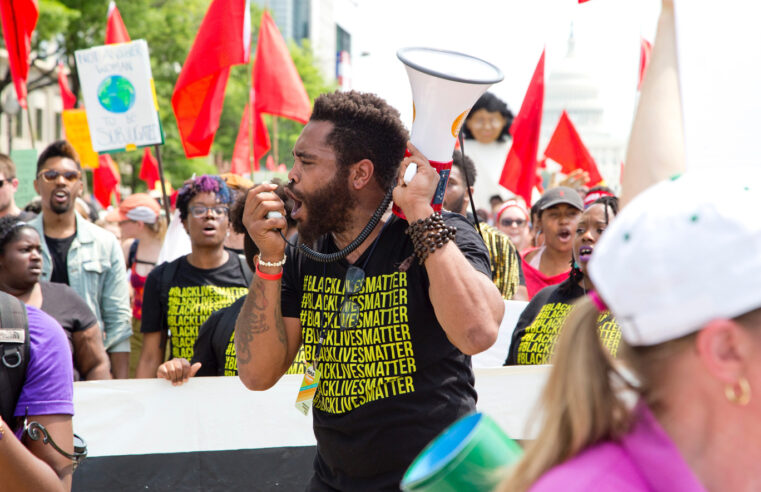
left=295, top=362, right=321, bottom=415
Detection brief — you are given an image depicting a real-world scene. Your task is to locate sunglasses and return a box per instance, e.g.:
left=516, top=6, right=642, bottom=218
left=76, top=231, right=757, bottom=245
left=37, top=169, right=81, bottom=183
left=0, top=177, right=13, bottom=188
left=500, top=218, right=526, bottom=227
left=189, top=205, right=229, bottom=218
left=338, top=266, right=365, bottom=329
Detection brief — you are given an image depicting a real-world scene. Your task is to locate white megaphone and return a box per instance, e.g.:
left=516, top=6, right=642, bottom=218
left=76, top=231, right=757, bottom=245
left=393, top=47, right=504, bottom=219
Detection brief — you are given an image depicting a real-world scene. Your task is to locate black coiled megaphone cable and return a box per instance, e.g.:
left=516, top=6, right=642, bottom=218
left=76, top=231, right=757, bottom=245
left=278, top=187, right=394, bottom=263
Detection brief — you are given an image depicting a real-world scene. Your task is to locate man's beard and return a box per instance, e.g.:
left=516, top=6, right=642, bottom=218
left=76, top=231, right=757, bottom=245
left=444, top=191, right=466, bottom=216
left=49, top=195, right=74, bottom=215
left=294, top=168, right=353, bottom=245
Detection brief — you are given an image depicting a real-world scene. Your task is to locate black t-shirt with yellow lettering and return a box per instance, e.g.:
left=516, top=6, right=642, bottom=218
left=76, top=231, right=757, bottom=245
left=141, top=253, right=249, bottom=361
left=505, top=277, right=621, bottom=365
left=281, top=212, right=491, bottom=491
left=192, top=296, right=307, bottom=376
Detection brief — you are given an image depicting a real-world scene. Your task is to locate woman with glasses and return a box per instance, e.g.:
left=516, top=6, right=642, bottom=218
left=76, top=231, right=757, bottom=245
left=495, top=199, right=532, bottom=253
left=462, top=92, right=515, bottom=210
left=136, top=175, right=251, bottom=379
left=505, top=197, right=619, bottom=365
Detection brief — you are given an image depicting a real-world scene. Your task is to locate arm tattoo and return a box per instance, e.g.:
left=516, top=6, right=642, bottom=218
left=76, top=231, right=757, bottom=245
left=235, top=279, right=287, bottom=367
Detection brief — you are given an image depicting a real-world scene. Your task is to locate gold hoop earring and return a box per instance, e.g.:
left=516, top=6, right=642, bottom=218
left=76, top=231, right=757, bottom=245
left=725, top=377, right=751, bottom=406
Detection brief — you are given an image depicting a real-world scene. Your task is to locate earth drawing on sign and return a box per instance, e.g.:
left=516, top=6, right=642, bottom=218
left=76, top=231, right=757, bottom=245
left=97, top=75, right=136, bottom=113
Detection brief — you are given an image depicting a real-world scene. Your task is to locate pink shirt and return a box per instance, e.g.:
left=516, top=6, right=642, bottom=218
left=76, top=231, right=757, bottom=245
left=530, top=403, right=706, bottom=492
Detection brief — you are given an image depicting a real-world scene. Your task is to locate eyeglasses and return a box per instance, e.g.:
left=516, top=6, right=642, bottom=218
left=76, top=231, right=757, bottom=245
left=37, top=170, right=81, bottom=183
left=189, top=205, right=230, bottom=218
left=338, top=266, right=365, bottom=329
left=469, top=116, right=505, bottom=130
left=0, top=177, right=13, bottom=188
left=500, top=218, right=526, bottom=227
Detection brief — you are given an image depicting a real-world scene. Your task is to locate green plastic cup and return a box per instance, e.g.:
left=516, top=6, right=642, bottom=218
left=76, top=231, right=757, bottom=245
left=401, top=412, right=523, bottom=492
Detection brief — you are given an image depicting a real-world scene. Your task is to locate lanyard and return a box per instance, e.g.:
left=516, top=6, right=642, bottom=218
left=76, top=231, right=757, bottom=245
left=311, top=219, right=391, bottom=368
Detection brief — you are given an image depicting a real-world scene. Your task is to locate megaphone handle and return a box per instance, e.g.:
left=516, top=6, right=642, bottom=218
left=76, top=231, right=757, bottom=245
left=402, top=148, right=417, bottom=185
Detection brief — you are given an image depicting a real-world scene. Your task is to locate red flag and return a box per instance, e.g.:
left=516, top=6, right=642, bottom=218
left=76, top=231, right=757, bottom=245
left=139, top=147, right=160, bottom=190
left=105, top=1, right=130, bottom=44
left=172, top=0, right=251, bottom=158
left=638, top=37, right=653, bottom=91
left=499, top=49, right=545, bottom=206
left=230, top=93, right=271, bottom=175
left=57, top=63, right=76, bottom=110
left=253, top=11, right=310, bottom=122
left=94, top=154, right=121, bottom=208
left=544, top=110, right=603, bottom=186
left=0, top=0, right=38, bottom=109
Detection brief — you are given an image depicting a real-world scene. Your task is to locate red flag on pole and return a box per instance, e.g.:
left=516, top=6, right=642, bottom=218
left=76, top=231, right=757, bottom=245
left=638, top=37, right=653, bottom=91
left=499, top=49, right=545, bottom=206
left=105, top=1, right=130, bottom=44
left=172, top=0, right=251, bottom=158
left=544, top=110, right=603, bottom=186
left=94, top=154, right=121, bottom=208
left=139, top=147, right=160, bottom=190
left=231, top=10, right=310, bottom=175
left=253, top=11, right=310, bottom=122
left=0, top=0, right=38, bottom=109
left=58, top=63, right=76, bottom=110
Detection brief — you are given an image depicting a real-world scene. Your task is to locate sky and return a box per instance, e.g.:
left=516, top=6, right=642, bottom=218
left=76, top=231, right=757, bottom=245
left=349, top=0, right=661, bottom=141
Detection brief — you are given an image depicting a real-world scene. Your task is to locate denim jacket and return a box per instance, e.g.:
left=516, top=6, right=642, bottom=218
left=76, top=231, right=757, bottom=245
left=29, top=213, right=132, bottom=352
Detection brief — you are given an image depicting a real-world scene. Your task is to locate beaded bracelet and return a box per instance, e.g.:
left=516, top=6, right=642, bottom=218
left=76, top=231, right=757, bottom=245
left=406, top=212, right=457, bottom=265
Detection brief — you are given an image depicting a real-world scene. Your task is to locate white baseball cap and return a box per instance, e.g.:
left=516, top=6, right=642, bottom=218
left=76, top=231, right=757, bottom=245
left=588, top=170, right=761, bottom=346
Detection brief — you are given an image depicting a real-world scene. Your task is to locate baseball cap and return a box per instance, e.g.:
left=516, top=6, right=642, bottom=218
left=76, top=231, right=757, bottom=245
left=588, top=170, right=761, bottom=346
left=105, top=193, right=161, bottom=224
left=538, top=187, right=583, bottom=211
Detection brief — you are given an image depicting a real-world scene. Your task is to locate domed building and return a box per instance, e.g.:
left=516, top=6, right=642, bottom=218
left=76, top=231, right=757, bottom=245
left=540, top=29, right=626, bottom=190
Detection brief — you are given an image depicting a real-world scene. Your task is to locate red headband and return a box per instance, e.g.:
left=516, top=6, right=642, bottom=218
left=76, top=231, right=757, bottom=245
left=496, top=200, right=529, bottom=222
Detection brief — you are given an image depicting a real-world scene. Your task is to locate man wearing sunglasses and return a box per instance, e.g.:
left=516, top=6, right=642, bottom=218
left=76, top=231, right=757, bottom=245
left=136, top=175, right=251, bottom=379
left=0, top=154, right=34, bottom=221
left=236, top=91, right=505, bottom=491
left=28, top=140, right=132, bottom=378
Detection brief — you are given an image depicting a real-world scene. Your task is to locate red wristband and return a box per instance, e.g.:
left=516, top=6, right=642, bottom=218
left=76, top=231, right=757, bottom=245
left=255, top=260, right=283, bottom=281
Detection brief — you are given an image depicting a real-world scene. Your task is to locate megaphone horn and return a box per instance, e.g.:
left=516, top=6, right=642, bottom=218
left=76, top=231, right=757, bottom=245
left=393, top=47, right=503, bottom=219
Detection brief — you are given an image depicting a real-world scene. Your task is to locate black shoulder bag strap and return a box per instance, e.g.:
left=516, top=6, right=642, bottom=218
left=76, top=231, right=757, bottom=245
left=237, top=254, right=253, bottom=285
left=0, top=291, right=30, bottom=427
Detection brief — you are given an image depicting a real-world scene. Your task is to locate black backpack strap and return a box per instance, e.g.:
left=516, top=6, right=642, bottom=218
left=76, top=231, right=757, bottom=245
left=237, top=254, right=253, bottom=285
left=0, top=291, right=29, bottom=427
left=127, top=240, right=139, bottom=269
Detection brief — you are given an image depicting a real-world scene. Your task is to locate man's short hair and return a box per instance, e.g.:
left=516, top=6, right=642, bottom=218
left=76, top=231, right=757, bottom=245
left=462, top=92, right=514, bottom=142
left=310, top=91, right=408, bottom=190
left=36, top=140, right=82, bottom=172
left=452, top=150, right=477, bottom=187
left=0, top=154, right=16, bottom=179
left=176, top=175, right=232, bottom=221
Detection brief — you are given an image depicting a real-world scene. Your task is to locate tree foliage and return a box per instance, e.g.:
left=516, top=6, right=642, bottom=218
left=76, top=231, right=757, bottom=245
left=2, top=0, right=333, bottom=190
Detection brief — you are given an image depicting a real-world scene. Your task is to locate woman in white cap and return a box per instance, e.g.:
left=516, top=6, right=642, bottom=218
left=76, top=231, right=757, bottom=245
left=500, top=172, right=761, bottom=491
left=106, top=193, right=166, bottom=377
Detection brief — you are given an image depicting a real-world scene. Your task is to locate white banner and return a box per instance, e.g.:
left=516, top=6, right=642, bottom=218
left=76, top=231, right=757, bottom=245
left=73, top=366, right=549, bottom=458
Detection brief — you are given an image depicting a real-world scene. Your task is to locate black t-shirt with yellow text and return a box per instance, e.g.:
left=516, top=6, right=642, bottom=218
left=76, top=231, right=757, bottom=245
left=141, top=253, right=249, bottom=361
left=282, top=212, right=491, bottom=491
left=505, top=277, right=621, bottom=365
left=192, top=296, right=306, bottom=376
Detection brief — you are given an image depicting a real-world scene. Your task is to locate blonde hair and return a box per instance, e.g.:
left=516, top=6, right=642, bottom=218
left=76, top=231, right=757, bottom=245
left=145, top=215, right=168, bottom=242
left=499, top=298, right=696, bottom=492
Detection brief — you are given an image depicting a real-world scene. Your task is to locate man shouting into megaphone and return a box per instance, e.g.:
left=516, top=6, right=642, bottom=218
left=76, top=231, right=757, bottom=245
left=236, top=90, right=504, bottom=491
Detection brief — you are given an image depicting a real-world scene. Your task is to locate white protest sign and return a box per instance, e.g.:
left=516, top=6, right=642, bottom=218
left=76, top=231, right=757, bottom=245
left=75, top=39, right=163, bottom=152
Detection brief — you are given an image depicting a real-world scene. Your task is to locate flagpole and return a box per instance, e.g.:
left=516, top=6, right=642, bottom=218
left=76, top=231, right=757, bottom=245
left=25, top=107, right=36, bottom=148
left=153, top=144, right=172, bottom=224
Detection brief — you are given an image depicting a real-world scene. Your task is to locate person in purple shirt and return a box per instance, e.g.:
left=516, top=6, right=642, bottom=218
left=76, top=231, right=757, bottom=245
left=499, top=172, right=761, bottom=492
left=0, top=304, right=75, bottom=491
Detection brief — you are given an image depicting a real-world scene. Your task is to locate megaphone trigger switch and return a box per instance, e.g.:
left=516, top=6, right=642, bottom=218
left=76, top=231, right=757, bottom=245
left=267, top=211, right=284, bottom=220
left=403, top=163, right=418, bottom=185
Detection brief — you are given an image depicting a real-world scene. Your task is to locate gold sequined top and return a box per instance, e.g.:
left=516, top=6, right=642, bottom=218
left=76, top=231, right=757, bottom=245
left=476, top=222, right=521, bottom=300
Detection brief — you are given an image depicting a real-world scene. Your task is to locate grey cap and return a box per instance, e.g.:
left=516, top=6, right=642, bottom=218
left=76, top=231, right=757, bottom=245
left=538, top=186, right=583, bottom=211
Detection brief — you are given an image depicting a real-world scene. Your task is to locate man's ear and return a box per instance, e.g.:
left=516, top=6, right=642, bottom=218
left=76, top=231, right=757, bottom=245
left=33, top=178, right=40, bottom=195
left=695, top=319, right=750, bottom=384
left=349, top=159, right=375, bottom=190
